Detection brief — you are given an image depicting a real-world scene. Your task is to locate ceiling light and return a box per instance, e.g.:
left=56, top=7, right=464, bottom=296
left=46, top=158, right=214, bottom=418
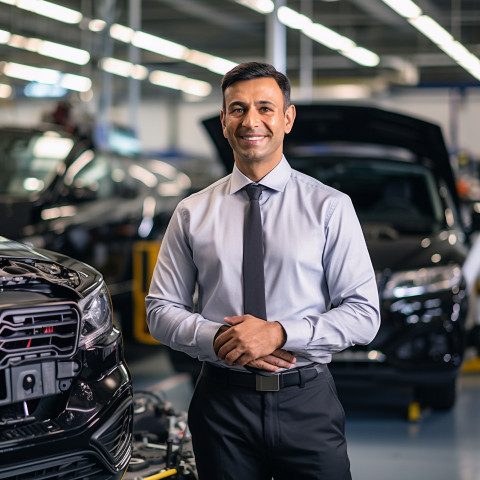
left=4, top=62, right=60, bottom=83
left=149, top=70, right=211, bottom=97
left=37, top=40, right=90, bottom=65
left=381, top=0, right=422, bottom=19
left=0, top=83, right=12, bottom=98
left=303, top=23, right=355, bottom=51
left=408, top=15, right=453, bottom=46
left=234, top=0, right=274, bottom=14
left=88, top=19, right=106, bottom=32
left=16, top=0, right=83, bottom=24
left=132, top=31, right=189, bottom=60
left=110, top=24, right=135, bottom=43
left=342, top=47, right=380, bottom=67
left=277, top=6, right=311, bottom=30
left=3, top=61, right=91, bottom=92
left=99, top=57, right=148, bottom=80
left=60, top=73, right=92, bottom=92
left=185, top=50, right=236, bottom=75
left=6, top=31, right=90, bottom=65
left=0, top=29, right=11, bottom=43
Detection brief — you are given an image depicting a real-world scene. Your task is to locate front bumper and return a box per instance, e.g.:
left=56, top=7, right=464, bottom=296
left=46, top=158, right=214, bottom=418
left=0, top=329, right=133, bottom=480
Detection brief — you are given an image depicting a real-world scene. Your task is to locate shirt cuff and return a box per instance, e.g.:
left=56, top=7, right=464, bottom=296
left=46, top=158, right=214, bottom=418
left=278, top=318, right=312, bottom=351
left=196, top=320, right=224, bottom=362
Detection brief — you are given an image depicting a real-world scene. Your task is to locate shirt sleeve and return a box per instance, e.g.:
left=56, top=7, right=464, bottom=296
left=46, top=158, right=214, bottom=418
left=280, top=194, right=381, bottom=358
left=145, top=204, right=220, bottom=362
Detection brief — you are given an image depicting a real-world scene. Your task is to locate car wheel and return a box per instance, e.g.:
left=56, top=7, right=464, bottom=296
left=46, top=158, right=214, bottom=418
left=415, top=379, right=457, bottom=410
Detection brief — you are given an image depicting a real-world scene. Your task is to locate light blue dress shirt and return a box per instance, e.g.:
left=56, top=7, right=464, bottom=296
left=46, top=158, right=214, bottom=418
left=146, top=156, right=380, bottom=369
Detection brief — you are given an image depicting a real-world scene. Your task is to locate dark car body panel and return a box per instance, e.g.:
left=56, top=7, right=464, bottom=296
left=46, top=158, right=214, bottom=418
left=0, top=237, right=133, bottom=478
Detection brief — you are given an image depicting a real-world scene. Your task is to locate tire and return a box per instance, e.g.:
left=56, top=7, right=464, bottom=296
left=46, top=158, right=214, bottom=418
left=415, top=379, right=457, bottom=410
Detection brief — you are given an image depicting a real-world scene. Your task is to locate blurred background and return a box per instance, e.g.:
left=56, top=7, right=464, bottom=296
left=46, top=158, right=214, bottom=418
left=1, top=1, right=480, bottom=479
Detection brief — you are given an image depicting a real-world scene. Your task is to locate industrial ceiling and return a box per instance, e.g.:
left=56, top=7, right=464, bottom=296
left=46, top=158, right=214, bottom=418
left=0, top=0, right=479, bottom=103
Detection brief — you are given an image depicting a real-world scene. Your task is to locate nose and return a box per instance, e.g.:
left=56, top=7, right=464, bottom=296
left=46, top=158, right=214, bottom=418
left=241, top=109, right=259, bottom=128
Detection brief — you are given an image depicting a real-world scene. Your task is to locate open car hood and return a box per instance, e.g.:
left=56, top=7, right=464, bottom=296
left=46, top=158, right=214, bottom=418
left=202, top=103, right=459, bottom=209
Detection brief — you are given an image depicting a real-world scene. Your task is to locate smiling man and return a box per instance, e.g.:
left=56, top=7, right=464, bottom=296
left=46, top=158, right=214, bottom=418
left=146, top=62, right=380, bottom=480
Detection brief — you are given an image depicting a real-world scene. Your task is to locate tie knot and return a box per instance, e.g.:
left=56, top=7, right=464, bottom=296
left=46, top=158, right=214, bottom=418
left=245, top=183, right=264, bottom=201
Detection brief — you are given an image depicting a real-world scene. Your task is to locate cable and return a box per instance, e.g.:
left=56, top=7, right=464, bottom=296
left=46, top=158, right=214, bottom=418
left=142, top=469, right=178, bottom=480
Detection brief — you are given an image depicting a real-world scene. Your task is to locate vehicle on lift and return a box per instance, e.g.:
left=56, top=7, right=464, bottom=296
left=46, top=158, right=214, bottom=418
left=0, top=124, right=191, bottom=338
left=202, top=104, right=480, bottom=411
left=0, top=236, right=133, bottom=479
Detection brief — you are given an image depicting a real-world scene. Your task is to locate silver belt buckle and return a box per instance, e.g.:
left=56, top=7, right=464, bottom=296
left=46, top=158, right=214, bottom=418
left=255, top=374, right=280, bottom=391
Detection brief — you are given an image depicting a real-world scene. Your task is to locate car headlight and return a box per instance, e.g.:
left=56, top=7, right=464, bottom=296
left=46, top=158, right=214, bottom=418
left=384, top=264, right=462, bottom=299
left=78, top=282, right=113, bottom=347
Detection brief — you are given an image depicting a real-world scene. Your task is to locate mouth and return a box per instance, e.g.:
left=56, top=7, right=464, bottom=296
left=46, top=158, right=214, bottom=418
left=240, top=135, right=266, bottom=143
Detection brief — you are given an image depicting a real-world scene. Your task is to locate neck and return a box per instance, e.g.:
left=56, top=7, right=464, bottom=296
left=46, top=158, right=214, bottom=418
left=235, top=156, right=282, bottom=183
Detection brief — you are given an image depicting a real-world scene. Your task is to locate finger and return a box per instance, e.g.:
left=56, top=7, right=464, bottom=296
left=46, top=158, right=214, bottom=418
left=259, top=354, right=296, bottom=369
left=271, top=348, right=296, bottom=364
left=223, top=315, right=247, bottom=326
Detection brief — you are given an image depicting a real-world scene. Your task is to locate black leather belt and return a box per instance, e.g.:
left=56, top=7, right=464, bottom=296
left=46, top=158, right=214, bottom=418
left=202, top=362, right=327, bottom=392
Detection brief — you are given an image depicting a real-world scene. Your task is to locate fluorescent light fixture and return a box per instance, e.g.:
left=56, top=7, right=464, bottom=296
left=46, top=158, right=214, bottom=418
left=0, top=29, right=11, bottom=43
left=60, top=73, right=92, bottom=92
left=0, top=83, right=13, bottom=98
left=0, top=0, right=16, bottom=4
left=303, top=23, right=355, bottom=51
left=149, top=70, right=212, bottom=97
left=381, top=0, right=422, bottom=19
left=16, top=0, right=82, bottom=24
left=234, top=0, right=274, bottom=14
left=5, top=31, right=89, bottom=65
left=342, top=47, right=380, bottom=67
left=110, top=23, right=135, bottom=43
left=408, top=15, right=453, bottom=46
left=4, top=62, right=60, bottom=83
left=132, top=31, right=189, bottom=60
left=99, top=57, right=148, bottom=80
left=3, top=62, right=91, bottom=92
left=383, top=0, right=480, bottom=81
left=88, top=19, right=106, bottom=32
left=185, top=50, right=236, bottom=75
left=277, top=6, right=311, bottom=30
left=37, top=40, right=90, bottom=65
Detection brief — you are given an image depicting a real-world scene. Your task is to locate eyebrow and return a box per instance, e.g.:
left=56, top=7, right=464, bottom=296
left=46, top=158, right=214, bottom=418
left=227, top=100, right=277, bottom=109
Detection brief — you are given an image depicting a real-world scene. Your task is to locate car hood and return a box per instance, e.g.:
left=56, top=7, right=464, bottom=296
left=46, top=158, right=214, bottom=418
left=362, top=225, right=467, bottom=272
left=0, top=236, right=100, bottom=298
left=202, top=104, right=459, bottom=210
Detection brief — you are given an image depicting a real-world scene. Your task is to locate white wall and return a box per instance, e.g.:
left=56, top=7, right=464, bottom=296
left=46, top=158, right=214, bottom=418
left=2, top=86, right=479, bottom=160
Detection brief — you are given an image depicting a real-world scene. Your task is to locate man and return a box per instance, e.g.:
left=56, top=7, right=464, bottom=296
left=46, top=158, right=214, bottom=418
left=146, top=62, right=380, bottom=480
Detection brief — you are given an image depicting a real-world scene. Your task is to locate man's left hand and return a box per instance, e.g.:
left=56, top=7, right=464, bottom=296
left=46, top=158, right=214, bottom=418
left=214, top=315, right=294, bottom=370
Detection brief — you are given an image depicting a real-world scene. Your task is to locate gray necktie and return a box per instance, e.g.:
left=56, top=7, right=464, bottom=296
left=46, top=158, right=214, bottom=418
left=243, top=183, right=267, bottom=320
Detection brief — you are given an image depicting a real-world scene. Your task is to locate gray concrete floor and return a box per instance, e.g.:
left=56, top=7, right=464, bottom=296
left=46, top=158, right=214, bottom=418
left=125, top=344, right=480, bottom=480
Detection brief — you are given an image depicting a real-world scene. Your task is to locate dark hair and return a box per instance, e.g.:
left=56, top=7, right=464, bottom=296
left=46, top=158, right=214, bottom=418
left=221, top=62, right=291, bottom=112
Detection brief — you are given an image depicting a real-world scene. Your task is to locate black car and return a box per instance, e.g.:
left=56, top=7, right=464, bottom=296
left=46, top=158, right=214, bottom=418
left=0, top=124, right=191, bottom=339
left=0, top=236, right=133, bottom=479
left=203, top=104, right=480, bottom=411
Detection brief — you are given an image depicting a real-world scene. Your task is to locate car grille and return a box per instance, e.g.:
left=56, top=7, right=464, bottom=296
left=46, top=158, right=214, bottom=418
left=0, top=304, right=80, bottom=368
left=92, top=400, right=134, bottom=470
left=0, top=454, right=113, bottom=480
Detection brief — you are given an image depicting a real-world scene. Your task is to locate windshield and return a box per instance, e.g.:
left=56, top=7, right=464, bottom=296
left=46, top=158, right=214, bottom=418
left=290, top=156, right=445, bottom=232
left=0, top=129, right=74, bottom=196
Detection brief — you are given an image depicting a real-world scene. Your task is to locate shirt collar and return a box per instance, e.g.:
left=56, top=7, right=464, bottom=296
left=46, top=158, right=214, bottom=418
left=229, top=156, right=292, bottom=195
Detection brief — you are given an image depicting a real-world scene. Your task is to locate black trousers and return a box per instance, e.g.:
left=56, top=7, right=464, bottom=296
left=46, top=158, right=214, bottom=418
left=188, top=364, right=352, bottom=480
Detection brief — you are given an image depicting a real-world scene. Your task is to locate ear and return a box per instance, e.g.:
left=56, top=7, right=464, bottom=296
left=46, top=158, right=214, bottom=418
left=284, top=104, right=296, bottom=134
left=220, top=109, right=228, bottom=139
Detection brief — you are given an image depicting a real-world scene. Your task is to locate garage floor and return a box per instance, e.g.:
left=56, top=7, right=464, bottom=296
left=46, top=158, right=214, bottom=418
left=125, top=343, right=480, bottom=480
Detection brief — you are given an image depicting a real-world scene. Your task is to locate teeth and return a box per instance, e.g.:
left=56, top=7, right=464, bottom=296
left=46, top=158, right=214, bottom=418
left=244, top=136, right=263, bottom=140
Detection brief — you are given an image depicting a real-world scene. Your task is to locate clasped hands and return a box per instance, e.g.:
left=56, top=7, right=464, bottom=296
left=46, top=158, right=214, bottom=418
left=213, top=315, right=296, bottom=372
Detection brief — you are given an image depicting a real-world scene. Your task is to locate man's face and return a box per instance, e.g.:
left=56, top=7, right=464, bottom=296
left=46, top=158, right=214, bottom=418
left=221, top=77, right=295, bottom=170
